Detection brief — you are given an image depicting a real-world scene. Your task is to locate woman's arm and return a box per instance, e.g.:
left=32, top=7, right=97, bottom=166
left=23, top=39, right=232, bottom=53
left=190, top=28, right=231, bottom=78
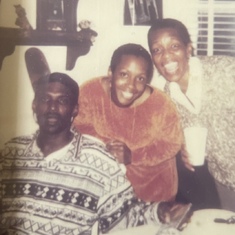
left=130, top=105, right=183, bottom=167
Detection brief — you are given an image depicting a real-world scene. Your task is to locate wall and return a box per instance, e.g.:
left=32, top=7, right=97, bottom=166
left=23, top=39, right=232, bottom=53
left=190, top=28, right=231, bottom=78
left=0, top=0, right=197, bottom=147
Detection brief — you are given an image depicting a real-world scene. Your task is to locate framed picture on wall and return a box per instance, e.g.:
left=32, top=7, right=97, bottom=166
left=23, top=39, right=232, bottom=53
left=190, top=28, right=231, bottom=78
left=124, top=0, right=162, bottom=26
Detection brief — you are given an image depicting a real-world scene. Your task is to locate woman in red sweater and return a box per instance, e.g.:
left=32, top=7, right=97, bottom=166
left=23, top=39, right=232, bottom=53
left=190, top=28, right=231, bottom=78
left=74, top=43, right=183, bottom=202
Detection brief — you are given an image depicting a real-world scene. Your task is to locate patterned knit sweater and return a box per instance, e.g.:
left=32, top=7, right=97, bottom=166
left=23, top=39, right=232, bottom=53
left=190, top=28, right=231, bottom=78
left=0, top=130, right=163, bottom=234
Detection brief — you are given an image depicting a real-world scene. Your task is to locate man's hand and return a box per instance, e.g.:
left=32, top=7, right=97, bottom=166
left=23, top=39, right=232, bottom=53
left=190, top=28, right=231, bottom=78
left=106, top=140, right=132, bottom=165
left=157, top=202, right=193, bottom=231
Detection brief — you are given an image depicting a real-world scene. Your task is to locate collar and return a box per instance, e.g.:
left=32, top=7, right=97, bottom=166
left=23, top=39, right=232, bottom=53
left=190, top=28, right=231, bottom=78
left=163, top=57, right=203, bottom=114
left=25, top=129, right=81, bottom=161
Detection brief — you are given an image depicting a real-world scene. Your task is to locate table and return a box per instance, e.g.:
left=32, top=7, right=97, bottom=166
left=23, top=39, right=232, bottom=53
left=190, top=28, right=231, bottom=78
left=181, top=209, right=235, bottom=235
left=106, top=209, right=235, bottom=235
left=105, top=224, right=163, bottom=235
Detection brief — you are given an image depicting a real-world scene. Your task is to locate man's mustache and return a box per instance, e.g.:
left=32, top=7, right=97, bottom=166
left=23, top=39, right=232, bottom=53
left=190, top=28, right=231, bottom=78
left=44, top=113, right=61, bottom=119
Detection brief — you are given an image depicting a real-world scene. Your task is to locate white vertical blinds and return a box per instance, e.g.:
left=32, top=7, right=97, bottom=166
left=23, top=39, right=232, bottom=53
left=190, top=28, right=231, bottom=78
left=196, top=0, right=235, bottom=56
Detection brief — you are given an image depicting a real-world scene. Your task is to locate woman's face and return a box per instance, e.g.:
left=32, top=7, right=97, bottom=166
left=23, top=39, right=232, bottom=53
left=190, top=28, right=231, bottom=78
left=149, top=28, right=192, bottom=85
left=110, top=55, right=149, bottom=107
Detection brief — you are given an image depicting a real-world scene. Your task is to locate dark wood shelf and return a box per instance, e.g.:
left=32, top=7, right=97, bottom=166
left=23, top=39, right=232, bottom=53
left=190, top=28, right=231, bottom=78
left=0, top=27, right=97, bottom=70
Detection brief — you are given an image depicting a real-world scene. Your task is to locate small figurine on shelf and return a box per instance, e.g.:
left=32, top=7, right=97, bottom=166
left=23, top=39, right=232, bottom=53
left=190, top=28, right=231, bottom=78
left=77, top=20, right=98, bottom=44
left=14, top=4, right=33, bottom=30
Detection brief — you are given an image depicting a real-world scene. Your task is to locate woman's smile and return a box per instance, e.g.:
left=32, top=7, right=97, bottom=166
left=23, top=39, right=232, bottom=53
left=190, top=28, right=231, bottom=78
left=121, top=90, right=134, bottom=100
left=164, top=61, right=179, bottom=75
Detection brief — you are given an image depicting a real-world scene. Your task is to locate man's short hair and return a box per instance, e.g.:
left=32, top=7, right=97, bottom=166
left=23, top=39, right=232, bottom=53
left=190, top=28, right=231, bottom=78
left=34, top=72, right=79, bottom=105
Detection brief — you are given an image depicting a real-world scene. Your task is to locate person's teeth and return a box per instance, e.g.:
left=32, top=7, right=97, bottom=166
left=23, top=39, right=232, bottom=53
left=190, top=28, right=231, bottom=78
left=164, top=62, right=178, bottom=74
left=122, top=91, right=133, bottom=99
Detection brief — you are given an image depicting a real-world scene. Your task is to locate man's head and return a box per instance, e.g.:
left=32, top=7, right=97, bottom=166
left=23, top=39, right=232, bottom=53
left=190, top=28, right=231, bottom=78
left=33, top=72, right=79, bottom=135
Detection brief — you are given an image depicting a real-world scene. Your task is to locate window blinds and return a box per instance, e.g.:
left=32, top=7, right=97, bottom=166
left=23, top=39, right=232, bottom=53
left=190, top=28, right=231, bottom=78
left=196, top=0, right=235, bottom=56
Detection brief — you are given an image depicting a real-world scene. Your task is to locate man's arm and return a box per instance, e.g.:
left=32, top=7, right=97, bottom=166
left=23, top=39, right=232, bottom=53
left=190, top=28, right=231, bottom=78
left=96, top=165, right=191, bottom=234
left=97, top=183, right=162, bottom=234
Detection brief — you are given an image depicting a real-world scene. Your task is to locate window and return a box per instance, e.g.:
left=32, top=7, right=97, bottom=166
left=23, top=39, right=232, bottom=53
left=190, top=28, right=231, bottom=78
left=196, top=0, right=235, bottom=56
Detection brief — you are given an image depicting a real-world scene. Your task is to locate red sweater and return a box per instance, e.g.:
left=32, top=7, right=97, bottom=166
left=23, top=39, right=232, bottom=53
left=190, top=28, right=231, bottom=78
left=74, top=77, right=183, bottom=202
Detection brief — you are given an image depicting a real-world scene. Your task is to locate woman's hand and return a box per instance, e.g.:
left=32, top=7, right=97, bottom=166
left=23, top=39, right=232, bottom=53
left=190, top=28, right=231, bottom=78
left=106, top=140, right=132, bottom=165
left=181, top=144, right=195, bottom=172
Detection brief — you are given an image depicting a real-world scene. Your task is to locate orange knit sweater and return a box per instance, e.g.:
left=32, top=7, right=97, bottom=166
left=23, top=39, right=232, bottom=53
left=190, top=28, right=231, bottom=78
left=74, top=77, right=183, bottom=202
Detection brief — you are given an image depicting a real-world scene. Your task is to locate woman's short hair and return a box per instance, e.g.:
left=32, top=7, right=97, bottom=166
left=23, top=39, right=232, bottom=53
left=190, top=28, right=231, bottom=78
left=110, top=43, right=153, bottom=83
left=148, top=18, right=192, bottom=47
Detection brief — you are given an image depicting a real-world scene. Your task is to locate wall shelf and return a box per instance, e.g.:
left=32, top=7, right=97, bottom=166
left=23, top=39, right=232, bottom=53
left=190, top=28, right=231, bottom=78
left=0, top=27, right=97, bottom=70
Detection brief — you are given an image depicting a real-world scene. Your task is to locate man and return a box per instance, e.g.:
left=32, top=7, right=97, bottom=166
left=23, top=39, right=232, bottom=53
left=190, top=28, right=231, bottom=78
left=0, top=72, right=191, bottom=234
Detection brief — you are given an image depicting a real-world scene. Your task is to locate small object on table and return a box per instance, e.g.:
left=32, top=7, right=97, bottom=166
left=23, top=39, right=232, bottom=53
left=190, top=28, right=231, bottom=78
left=181, top=209, right=235, bottom=235
left=214, top=216, right=235, bottom=224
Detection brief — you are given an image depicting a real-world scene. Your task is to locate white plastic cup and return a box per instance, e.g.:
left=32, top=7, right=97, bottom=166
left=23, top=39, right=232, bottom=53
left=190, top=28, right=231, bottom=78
left=183, top=127, right=208, bottom=166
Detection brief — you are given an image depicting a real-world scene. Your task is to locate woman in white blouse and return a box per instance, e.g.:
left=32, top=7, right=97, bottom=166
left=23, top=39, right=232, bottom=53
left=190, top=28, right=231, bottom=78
left=148, top=18, right=235, bottom=211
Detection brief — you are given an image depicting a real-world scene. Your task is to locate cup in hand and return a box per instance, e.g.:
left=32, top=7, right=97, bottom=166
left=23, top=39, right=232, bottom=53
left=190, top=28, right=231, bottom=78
left=183, top=127, right=208, bottom=166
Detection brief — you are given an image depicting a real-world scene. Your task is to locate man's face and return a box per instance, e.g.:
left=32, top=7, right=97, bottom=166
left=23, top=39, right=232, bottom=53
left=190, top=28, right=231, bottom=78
left=33, top=82, right=78, bottom=135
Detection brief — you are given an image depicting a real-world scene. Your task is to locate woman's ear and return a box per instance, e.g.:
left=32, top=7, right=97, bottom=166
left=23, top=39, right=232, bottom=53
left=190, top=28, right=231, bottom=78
left=187, top=43, right=193, bottom=58
left=107, top=67, right=112, bottom=78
